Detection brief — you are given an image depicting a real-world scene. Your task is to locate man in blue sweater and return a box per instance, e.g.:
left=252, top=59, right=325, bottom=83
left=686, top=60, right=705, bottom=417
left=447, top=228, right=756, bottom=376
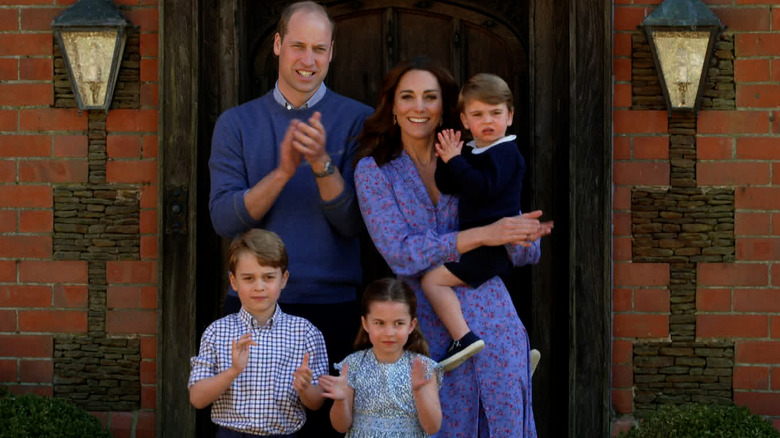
left=208, top=2, right=372, bottom=436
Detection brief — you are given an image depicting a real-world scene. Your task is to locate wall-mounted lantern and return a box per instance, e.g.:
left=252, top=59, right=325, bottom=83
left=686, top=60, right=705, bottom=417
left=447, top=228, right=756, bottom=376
left=639, top=0, right=724, bottom=114
left=52, top=0, right=131, bottom=112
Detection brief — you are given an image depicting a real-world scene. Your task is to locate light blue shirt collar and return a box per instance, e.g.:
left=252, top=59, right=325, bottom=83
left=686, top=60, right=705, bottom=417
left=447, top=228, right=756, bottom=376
left=273, top=81, right=327, bottom=110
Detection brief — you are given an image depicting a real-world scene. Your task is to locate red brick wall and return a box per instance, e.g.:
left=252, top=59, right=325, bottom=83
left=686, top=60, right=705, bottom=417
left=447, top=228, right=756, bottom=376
left=0, top=1, right=158, bottom=437
left=613, top=0, right=780, bottom=434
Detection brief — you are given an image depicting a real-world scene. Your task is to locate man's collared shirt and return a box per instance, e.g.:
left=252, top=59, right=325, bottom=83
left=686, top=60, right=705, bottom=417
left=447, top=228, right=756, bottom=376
left=189, top=305, right=328, bottom=435
left=273, top=81, right=327, bottom=110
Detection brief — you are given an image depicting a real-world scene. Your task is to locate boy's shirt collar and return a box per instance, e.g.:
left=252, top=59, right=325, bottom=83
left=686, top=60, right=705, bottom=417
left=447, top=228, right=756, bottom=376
left=466, top=134, right=517, bottom=154
left=238, top=305, right=282, bottom=330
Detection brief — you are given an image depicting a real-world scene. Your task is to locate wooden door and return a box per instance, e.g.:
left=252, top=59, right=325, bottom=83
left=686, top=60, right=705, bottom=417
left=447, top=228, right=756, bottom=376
left=248, top=1, right=528, bottom=138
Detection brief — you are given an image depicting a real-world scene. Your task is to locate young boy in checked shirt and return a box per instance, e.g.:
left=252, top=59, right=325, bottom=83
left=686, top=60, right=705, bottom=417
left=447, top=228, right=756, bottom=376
left=189, top=229, right=328, bottom=437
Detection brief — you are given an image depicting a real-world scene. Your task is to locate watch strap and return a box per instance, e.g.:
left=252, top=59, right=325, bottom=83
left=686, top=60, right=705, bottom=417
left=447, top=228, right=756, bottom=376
left=312, top=160, right=336, bottom=178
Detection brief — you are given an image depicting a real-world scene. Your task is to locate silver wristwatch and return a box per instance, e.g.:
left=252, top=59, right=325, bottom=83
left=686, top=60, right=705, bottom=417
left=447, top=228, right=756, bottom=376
left=312, top=160, right=336, bottom=178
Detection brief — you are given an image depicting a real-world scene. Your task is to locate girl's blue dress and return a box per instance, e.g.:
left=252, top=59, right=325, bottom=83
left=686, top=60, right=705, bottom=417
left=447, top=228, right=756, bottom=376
left=336, top=349, right=441, bottom=438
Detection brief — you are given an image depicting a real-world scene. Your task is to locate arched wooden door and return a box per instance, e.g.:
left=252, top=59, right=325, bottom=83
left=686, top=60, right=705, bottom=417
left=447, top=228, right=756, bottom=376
left=247, top=0, right=529, bottom=143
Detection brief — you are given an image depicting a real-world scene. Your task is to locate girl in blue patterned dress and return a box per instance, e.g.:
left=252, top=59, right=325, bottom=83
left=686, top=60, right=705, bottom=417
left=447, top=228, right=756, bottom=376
left=319, top=278, right=442, bottom=437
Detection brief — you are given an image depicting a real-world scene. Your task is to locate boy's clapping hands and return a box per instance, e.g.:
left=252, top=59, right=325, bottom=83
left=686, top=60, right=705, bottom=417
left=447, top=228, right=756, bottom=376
left=293, top=353, right=314, bottom=392
left=230, top=333, right=257, bottom=374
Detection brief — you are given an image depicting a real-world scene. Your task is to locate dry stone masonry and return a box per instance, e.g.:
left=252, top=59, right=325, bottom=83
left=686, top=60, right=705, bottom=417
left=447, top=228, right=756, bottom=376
left=629, top=36, right=737, bottom=416
left=51, top=43, right=143, bottom=410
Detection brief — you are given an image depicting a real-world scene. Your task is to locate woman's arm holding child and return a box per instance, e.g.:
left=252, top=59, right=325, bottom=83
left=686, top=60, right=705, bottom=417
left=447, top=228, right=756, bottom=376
left=293, top=353, right=325, bottom=410
left=411, top=358, right=442, bottom=434
left=320, top=364, right=354, bottom=433
left=189, top=333, right=256, bottom=409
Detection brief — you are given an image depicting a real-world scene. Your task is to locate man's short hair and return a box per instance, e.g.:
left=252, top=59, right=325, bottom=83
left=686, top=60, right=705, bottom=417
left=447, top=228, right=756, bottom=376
left=277, top=1, right=336, bottom=42
left=228, top=229, right=289, bottom=274
left=458, top=73, right=514, bottom=113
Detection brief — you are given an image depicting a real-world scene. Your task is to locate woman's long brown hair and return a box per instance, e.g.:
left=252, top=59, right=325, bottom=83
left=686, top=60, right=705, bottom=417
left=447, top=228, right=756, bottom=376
left=354, top=278, right=430, bottom=357
left=356, top=57, right=460, bottom=166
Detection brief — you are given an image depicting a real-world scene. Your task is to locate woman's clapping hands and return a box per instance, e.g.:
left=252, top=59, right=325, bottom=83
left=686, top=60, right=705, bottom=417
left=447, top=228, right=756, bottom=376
left=482, top=210, right=553, bottom=247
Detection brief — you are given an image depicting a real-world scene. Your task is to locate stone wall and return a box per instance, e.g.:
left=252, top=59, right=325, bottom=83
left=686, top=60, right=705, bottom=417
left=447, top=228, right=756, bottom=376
left=49, top=57, right=143, bottom=410
left=0, top=1, right=159, bottom=435
left=53, top=337, right=140, bottom=411
left=52, top=186, right=140, bottom=262
left=630, top=111, right=736, bottom=414
left=633, top=342, right=734, bottom=416
left=51, top=179, right=142, bottom=410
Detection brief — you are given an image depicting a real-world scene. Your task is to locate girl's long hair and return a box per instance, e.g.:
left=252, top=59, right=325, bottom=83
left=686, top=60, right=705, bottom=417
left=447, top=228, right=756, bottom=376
left=354, top=278, right=430, bottom=357
left=356, top=57, right=460, bottom=166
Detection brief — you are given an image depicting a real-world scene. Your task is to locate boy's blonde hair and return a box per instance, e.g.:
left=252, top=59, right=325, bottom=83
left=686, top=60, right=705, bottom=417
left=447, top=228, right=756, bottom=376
left=458, top=73, right=514, bottom=113
left=228, top=229, right=288, bottom=274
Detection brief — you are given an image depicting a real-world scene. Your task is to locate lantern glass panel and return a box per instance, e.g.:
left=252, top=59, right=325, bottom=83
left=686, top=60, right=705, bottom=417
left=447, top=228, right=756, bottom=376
left=60, top=29, right=119, bottom=108
left=651, top=30, right=710, bottom=109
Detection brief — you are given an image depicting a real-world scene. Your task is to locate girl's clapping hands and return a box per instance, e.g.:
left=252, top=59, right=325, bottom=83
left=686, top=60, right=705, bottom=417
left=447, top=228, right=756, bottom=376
left=320, top=363, right=353, bottom=401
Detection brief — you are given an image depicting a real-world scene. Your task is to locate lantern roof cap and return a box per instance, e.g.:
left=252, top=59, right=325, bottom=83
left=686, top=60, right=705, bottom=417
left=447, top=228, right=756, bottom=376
left=641, top=0, right=723, bottom=28
left=52, top=0, right=129, bottom=28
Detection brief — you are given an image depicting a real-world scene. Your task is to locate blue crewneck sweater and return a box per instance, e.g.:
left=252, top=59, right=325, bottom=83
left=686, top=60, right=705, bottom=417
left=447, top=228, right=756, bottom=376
left=209, top=90, right=373, bottom=304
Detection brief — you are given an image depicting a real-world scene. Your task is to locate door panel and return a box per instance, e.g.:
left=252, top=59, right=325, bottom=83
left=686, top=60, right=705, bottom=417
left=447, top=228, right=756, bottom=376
left=328, top=11, right=385, bottom=105
left=395, top=11, right=454, bottom=68
left=463, top=23, right=512, bottom=80
left=248, top=2, right=528, bottom=117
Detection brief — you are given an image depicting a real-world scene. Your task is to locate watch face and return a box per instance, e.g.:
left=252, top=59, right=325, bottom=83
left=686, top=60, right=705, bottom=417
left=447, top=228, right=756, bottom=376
left=314, top=161, right=335, bottom=177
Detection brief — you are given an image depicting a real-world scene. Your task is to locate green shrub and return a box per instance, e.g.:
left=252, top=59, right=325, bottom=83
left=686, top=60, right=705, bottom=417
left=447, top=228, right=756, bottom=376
left=0, top=390, right=111, bottom=438
left=618, top=404, right=780, bottom=438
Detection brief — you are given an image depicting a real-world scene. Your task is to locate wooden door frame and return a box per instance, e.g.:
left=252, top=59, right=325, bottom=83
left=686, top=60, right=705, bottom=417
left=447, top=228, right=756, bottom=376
left=158, top=0, right=612, bottom=436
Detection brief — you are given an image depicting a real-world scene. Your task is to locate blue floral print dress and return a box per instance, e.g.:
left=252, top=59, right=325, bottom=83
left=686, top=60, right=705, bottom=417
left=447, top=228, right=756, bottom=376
left=355, top=152, right=539, bottom=438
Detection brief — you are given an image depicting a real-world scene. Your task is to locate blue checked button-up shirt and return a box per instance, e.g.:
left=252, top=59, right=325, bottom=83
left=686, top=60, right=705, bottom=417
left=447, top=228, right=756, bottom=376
left=188, top=306, right=328, bottom=435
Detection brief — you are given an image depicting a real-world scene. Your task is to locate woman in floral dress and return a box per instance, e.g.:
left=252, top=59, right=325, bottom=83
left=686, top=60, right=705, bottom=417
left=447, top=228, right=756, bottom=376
left=353, top=57, right=551, bottom=437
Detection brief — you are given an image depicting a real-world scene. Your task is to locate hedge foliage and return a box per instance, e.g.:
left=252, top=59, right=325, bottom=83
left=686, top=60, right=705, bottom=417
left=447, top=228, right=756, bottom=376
left=0, top=389, right=111, bottom=438
left=619, top=404, right=780, bottom=438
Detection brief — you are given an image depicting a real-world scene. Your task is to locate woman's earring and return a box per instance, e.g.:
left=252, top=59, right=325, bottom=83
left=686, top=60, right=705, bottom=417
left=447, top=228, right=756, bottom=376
left=438, top=118, right=443, bottom=127
left=393, top=114, right=397, bottom=125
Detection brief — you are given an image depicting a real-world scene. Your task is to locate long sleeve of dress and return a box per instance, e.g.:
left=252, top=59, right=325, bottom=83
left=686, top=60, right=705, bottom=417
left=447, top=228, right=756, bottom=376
left=507, top=238, right=541, bottom=267
left=354, top=157, right=460, bottom=277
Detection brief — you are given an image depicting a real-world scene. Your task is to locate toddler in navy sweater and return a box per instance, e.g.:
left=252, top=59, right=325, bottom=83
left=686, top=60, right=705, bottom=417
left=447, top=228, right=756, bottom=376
left=422, top=73, right=537, bottom=371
